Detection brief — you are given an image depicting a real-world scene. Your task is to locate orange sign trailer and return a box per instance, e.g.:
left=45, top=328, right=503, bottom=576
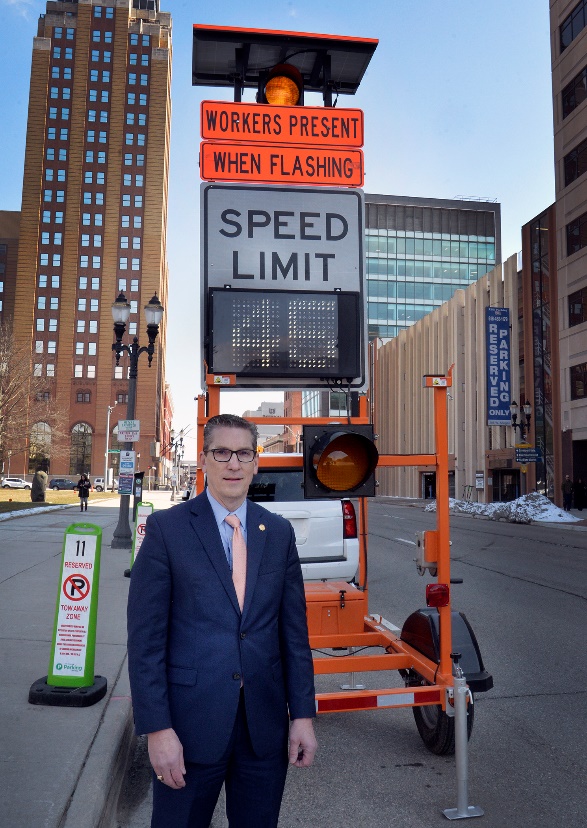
left=196, top=369, right=492, bottom=757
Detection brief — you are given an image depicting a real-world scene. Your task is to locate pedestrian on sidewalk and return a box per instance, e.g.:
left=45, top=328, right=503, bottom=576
left=77, top=473, right=91, bottom=511
left=128, top=414, right=317, bottom=828
left=573, top=478, right=585, bottom=511
left=562, top=475, right=573, bottom=511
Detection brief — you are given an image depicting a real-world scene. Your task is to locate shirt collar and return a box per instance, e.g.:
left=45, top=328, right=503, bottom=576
left=206, top=489, right=248, bottom=528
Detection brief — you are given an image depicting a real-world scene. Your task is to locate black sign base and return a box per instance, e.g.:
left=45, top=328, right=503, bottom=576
left=28, top=675, right=107, bottom=707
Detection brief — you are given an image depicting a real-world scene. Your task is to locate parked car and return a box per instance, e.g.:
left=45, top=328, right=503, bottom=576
left=93, top=477, right=118, bottom=492
left=248, top=459, right=360, bottom=582
left=1, top=476, right=31, bottom=489
left=48, top=478, right=77, bottom=491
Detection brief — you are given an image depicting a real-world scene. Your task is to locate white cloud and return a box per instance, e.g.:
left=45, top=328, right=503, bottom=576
left=2, top=0, right=39, bottom=19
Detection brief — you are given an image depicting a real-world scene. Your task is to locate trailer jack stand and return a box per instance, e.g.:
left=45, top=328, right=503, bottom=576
left=443, top=653, right=484, bottom=820
left=340, top=647, right=366, bottom=690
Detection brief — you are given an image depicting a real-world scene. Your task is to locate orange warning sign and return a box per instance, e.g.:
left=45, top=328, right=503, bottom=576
left=200, top=142, right=364, bottom=187
left=201, top=101, right=364, bottom=148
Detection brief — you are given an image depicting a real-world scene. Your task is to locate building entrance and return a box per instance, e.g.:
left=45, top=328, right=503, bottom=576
left=492, top=470, right=520, bottom=502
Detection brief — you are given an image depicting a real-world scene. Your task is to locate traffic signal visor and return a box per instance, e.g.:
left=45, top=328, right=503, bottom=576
left=304, top=426, right=378, bottom=498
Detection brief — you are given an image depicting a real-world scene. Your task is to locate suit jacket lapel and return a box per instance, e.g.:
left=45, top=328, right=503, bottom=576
left=242, top=501, right=267, bottom=620
left=189, top=493, right=241, bottom=616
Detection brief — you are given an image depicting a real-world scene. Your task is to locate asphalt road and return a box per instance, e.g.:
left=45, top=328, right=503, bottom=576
left=116, top=503, right=587, bottom=828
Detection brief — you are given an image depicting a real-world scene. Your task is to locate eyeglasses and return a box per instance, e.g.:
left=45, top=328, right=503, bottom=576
left=206, top=448, right=256, bottom=463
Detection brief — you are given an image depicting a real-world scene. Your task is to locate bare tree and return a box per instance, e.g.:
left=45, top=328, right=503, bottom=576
left=0, top=319, right=68, bottom=473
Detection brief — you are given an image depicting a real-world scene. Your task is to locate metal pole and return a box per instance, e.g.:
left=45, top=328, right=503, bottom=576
left=443, top=654, right=484, bottom=820
left=111, top=366, right=137, bottom=549
left=104, top=404, right=115, bottom=489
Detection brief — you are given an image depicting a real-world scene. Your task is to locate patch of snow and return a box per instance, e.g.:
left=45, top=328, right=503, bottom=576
left=424, top=492, right=581, bottom=524
left=0, top=504, right=73, bottom=522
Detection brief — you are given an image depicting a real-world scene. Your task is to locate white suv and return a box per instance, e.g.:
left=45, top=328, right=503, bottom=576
left=93, top=477, right=118, bottom=491
left=1, top=477, right=31, bottom=489
left=247, top=462, right=359, bottom=583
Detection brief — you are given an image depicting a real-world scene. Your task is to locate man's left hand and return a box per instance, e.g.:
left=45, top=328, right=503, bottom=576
left=288, top=718, right=317, bottom=768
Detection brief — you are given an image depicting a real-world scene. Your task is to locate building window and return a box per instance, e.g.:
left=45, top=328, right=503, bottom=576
left=102, top=71, right=110, bottom=83
left=561, top=66, right=587, bottom=120
left=571, top=361, right=587, bottom=398
left=561, top=1, right=587, bottom=52
left=47, top=341, right=56, bottom=354
left=566, top=211, right=587, bottom=255
left=119, top=257, right=128, bottom=269
left=120, top=236, right=129, bottom=248
left=77, top=391, right=91, bottom=403
left=140, top=94, right=147, bottom=106
left=46, top=364, right=55, bottom=377
left=140, top=74, right=148, bottom=87
left=39, top=275, right=47, bottom=288
left=89, top=320, right=98, bottom=334
left=78, top=298, right=87, bottom=310
left=76, top=342, right=84, bottom=355
left=141, top=54, right=149, bottom=66
left=134, top=216, right=142, bottom=228
left=118, top=278, right=127, bottom=291
left=117, top=393, right=128, bottom=404
left=136, top=154, right=145, bottom=166
left=124, top=153, right=133, bottom=165
left=77, top=320, right=85, bottom=332
left=49, top=319, right=57, bottom=332
left=46, top=148, right=55, bottom=160
left=114, top=366, right=123, bottom=379
left=131, top=258, right=140, bottom=270
left=38, top=296, right=46, bottom=310
left=35, top=341, right=43, bottom=353
left=128, top=92, right=136, bottom=104
left=90, top=70, right=98, bottom=82
left=130, top=300, right=138, bottom=314
left=92, top=256, right=100, bottom=268
left=55, top=211, right=63, bottom=224
left=34, top=363, right=43, bottom=377
left=130, top=33, right=139, bottom=45
left=50, top=297, right=59, bottom=310
left=90, top=299, right=99, bottom=312
left=132, top=237, right=141, bottom=249
left=88, top=342, right=97, bottom=356
left=74, top=365, right=83, bottom=378
left=129, top=53, right=138, bottom=65
left=91, top=277, right=100, bottom=290
left=564, top=136, right=587, bottom=186
left=79, top=276, right=88, bottom=289
left=569, top=286, right=587, bottom=326
left=129, top=322, right=137, bottom=335
left=70, top=423, right=93, bottom=475
left=36, top=319, right=45, bottom=331
left=52, top=275, right=60, bottom=288
left=40, top=254, right=49, bottom=266
left=130, top=279, right=139, bottom=292
left=129, top=73, right=137, bottom=85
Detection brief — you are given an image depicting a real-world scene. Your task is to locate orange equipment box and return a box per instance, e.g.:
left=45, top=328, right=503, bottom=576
left=305, top=581, right=368, bottom=637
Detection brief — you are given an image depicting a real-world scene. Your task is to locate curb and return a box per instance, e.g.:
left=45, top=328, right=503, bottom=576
left=61, top=656, right=135, bottom=828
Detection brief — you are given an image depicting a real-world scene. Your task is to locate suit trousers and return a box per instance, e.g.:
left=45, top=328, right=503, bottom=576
left=151, top=691, right=289, bottom=828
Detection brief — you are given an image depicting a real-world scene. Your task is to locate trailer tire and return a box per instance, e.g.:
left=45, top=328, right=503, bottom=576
left=413, top=698, right=474, bottom=755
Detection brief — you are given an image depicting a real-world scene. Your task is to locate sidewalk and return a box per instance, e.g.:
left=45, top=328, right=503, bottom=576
left=0, top=490, right=177, bottom=828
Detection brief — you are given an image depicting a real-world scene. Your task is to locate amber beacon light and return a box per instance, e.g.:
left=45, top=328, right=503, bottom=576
left=263, top=63, right=304, bottom=106
left=303, top=424, right=379, bottom=499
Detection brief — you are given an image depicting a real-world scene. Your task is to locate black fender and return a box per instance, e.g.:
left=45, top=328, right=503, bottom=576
left=400, top=608, right=493, bottom=693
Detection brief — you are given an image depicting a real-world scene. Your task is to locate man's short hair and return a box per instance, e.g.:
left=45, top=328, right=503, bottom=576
left=203, top=414, right=258, bottom=452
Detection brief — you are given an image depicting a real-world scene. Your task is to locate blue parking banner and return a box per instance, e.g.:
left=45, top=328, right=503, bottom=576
left=486, top=307, right=511, bottom=425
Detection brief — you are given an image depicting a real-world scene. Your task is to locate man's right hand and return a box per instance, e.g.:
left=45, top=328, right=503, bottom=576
left=148, top=728, right=186, bottom=789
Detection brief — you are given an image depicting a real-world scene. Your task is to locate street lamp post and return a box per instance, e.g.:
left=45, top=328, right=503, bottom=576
left=104, top=402, right=117, bottom=490
left=111, top=292, right=164, bottom=549
left=169, top=428, right=184, bottom=501
left=510, top=400, right=532, bottom=497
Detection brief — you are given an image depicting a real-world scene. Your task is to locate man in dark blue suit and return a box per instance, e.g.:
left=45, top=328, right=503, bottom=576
left=127, top=414, right=317, bottom=827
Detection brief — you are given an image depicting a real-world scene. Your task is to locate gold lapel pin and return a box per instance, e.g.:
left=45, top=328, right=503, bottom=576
left=259, top=524, right=266, bottom=531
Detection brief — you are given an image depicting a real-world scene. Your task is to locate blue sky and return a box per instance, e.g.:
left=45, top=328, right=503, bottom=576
left=0, top=0, right=554, bottom=456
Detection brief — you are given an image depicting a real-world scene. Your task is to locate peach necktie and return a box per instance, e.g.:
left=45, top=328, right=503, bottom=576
left=225, top=514, right=246, bottom=611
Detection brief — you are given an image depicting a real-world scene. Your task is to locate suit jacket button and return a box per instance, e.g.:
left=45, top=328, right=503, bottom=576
left=233, top=672, right=241, bottom=681
left=240, top=632, right=246, bottom=639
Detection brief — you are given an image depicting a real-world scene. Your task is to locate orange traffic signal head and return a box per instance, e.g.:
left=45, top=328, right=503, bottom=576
left=303, top=424, right=378, bottom=499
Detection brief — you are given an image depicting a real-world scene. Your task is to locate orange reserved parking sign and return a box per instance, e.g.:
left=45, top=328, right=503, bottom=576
left=200, top=141, right=364, bottom=187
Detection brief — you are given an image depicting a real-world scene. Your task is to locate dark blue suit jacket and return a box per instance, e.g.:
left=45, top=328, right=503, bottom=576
left=127, top=492, right=316, bottom=764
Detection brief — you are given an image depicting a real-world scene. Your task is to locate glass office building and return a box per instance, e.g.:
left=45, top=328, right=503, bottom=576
left=365, top=194, right=501, bottom=339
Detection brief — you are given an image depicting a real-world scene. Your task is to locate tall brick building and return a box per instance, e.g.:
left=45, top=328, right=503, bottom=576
left=12, top=0, right=171, bottom=478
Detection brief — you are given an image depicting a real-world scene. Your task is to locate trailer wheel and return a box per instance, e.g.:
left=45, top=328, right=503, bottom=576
left=413, top=697, right=474, bottom=755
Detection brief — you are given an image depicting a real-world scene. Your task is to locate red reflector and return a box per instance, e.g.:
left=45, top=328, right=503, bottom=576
left=342, top=499, right=357, bottom=539
left=426, top=583, right=450, bottom=607
left=318, top=695, right=378, bottom=712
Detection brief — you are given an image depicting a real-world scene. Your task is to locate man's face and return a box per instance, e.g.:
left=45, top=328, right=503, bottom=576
left=200, top=426, right=259, bottom=511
